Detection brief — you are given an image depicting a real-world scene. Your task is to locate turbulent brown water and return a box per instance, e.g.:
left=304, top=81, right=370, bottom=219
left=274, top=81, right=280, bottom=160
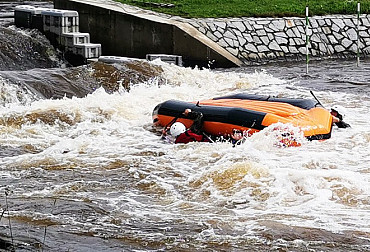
left=1, top=2, right=369, bottom=252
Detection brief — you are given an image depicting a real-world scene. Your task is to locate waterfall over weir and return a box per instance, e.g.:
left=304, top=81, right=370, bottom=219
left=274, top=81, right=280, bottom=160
left=14, top=4, right=101, bottom=66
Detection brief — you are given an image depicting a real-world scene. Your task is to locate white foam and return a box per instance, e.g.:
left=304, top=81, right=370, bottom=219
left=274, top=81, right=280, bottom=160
left=0, top=62, right=369, bottom=237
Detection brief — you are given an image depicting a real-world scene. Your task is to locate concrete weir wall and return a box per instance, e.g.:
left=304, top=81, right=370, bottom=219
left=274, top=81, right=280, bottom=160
left=54, top=0, right=370, bottom=67
left=53, top=0, right=242, bottom=68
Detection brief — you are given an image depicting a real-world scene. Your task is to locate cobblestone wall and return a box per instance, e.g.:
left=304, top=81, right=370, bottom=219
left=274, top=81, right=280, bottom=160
left=189, top=15, right=370, bottom=65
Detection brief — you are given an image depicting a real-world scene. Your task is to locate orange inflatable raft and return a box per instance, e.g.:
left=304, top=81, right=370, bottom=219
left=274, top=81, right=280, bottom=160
left=152, top=93, right=333, bottom=141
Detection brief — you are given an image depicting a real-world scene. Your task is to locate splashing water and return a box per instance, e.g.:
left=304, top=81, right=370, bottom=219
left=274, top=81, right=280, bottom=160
left=0, top=56, right=369, bottom=251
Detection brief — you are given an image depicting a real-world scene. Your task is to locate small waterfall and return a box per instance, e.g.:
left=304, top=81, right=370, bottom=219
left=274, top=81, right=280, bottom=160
left=0, top=26, right=62, bottom=71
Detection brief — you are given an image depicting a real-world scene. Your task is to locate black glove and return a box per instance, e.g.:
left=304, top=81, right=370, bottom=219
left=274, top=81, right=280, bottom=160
left=335, top=120, right=351, bottom=128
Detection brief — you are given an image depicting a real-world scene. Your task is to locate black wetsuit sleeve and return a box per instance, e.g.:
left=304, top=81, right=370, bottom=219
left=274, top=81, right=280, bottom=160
left=187, top=111, right=204, bottom=135
left=334, top=112, right=350, bottom=128
left=335, top=120, right=351, bottom=128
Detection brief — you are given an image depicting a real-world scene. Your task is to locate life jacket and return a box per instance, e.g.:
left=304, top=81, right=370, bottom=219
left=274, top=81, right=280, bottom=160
left=175, top=130, right=209, bottom=144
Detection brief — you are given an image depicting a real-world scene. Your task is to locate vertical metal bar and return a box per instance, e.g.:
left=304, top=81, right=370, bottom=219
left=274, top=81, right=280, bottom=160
left=357, top=2, right=360, bottom=67
left=306, top=6, right=309, bottom=74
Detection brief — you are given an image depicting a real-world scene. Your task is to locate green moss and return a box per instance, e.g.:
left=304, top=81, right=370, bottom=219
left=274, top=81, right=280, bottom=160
left=116, top=0, right=369, bottom=18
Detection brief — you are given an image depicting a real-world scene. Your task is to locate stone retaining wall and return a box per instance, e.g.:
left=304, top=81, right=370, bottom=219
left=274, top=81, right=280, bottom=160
left=189, top=15, right=370, bottom=64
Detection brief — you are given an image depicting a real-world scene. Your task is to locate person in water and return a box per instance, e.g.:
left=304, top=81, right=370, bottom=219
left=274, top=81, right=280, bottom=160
left=163, top=108, right=244, bottom=144
left=165, top=108, right=210, bottom=144
left=330, top=105, right=351, bottom=128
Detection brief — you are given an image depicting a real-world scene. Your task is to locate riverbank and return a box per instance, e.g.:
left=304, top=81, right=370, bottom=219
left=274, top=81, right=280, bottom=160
left=190, top=14, right=370, bottom=65
left=115, top=0, right=370, bottom=18
left=54, top=0, right=370, bottom=67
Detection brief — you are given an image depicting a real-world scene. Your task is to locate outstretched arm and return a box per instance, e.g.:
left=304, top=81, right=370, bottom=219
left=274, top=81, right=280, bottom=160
left=183, top=109, right=204, bottom=135
left=331, top=115, right=351, bottom=128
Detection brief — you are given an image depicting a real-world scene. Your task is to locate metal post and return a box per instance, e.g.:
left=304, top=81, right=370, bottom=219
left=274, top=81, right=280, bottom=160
left=357, top=2, right=360, bottom=67
left=305, top=6, right=309, bottom=74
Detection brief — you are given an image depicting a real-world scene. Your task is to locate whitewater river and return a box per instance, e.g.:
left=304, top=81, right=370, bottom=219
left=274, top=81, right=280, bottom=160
left=0, top=6, right=369, bottom=252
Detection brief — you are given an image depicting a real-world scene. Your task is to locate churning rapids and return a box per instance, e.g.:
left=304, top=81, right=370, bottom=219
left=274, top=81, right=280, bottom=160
left=0, top=5, right=369, bottom=252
